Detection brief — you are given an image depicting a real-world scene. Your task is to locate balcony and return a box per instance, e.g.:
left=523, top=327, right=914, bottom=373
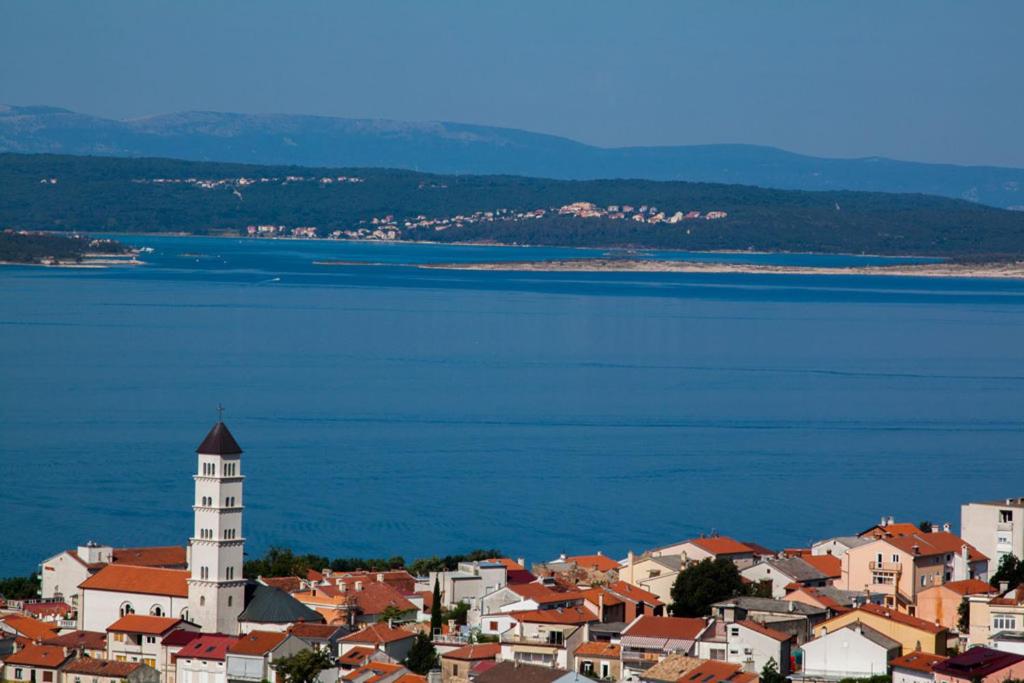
left=869, top=561, right=901, bottom=572
left=501, top=633, right=565, bottom=649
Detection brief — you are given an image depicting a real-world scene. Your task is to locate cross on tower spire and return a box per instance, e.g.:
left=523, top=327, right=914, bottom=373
left=217, top=403, right=225, bottom=422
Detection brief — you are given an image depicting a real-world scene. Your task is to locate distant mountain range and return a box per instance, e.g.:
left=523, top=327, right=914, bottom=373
left=2, top=104, right=1023, bottom=209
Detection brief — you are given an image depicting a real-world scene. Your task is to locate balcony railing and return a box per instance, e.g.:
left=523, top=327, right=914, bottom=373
left=500, top=634, right=564, bottom=648
left=869, top=561, right=901, bottom=572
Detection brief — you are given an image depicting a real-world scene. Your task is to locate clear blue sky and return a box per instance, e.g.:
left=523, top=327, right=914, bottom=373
left=2, top=1, right=1022, bottom=166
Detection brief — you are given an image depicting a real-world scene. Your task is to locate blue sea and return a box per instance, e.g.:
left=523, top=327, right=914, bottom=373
left=1, top=235, right=1022, bottom=577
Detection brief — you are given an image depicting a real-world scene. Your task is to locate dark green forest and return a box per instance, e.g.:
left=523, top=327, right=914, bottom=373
left=3, top=153, right=1024, bottom=257
left=0, top=230, right=126, bottom=263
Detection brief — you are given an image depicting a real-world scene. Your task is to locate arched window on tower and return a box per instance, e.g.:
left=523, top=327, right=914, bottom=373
left=150, top=605, right=163, bottom=617
left=199, top=596, right=205, bottom=607
left=180, top=607, right=189, bottom=621
left=119, top=602, right=135, bottom=617
left=227, top=596, right=233, bottom=607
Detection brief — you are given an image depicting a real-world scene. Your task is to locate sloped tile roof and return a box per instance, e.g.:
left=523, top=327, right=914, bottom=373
left=196, top=421, right=243, bottom=455
left=79, top=564, right=189, bottom=597
left=239, top=583, right=324, bottom=624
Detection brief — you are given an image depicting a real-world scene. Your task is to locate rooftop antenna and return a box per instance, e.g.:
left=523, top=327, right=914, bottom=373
left=217, top=403, right=225, bottom=422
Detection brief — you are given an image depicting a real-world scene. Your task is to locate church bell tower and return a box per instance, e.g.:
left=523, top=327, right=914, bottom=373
left=187, top=417, right=246, bottom=633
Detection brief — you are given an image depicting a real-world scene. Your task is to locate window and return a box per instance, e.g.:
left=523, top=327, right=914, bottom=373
left=489, top=621, right=498, bottom=631
left=453, top=665, right=460, bottom=677
left=581, top=662, right=592, bottom=674
left=120, top=602, right=135, bottom=617
left=114, top=633, right=124, bottom=642
left=228, top=596, right=233, bottom=607
left=200, top=596, right=206, bottom=607
left=994, top=614, right=1017, bottom=631
left=1001, top=510, right=1013, bottom=523
left=226, top=567, right=234, bottom=580
left=891, top=554, right=900, bottom=564
left=872, top=572, right=894, bottom=585
left=150, top=605, right=163, bottom=616
left=876, top=552, right=883, bottom=564
left=146, top=636, right=156, bottom=644
left=14, top=668, right=22, bottom=680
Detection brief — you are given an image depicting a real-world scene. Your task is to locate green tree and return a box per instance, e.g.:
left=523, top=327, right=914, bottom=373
left=669, top=558, right=745, bottom=617
left=404, top=632, right=437, bottom=675
left=443, top=601, right=470, bottom=627
left=991, top=554, right=1024, bottom=591
left=958, top=596, right=970, bottom=633
left=378, top=605, right=406, bottom=624
left=272, top=648, right=335, bottom=683
left=918, top=521, right=933, bottom=533
left=748, top=580, right=773, bottom=598
left=430, top=578, right=443, bottom=635
left=761, top=658, right=786, bottom=683
left=0, top=574, right=40, bottom=600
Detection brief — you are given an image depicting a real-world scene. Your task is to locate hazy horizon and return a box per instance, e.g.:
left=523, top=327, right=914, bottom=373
left=1, top=1, right=1022, bottom=167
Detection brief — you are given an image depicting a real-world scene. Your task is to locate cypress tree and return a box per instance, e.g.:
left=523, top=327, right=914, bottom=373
left=430, top=577, right=442, bottom=636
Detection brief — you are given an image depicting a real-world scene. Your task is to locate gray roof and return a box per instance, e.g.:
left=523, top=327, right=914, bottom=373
left=712, top=596, right=826, bottom=616
left=650, top=555, right=683, bottom=572
left=239, top=583, right=323, bottom=624
left=844, top=622, right=901, bottom=650
left=815, top=536, right=870, bottom=550
left=811, top=586, right=886, bottom=607
left=762, top=557, right=828, bottom=583
left=588, top=621, right=629, bottom=637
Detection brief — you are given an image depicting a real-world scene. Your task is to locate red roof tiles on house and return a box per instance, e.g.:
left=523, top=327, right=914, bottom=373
left=890, top=652, right=947, bottom=673
left=64, top=659, right=146, bottom=676
left=80, top=564, right=189, bottom=597
left=42, top=630, right=107, bottom=651
left=1, top=615, right=61, bottom=642
left=574, top=641, right=621, bottom=658
left=229, top=630, right=289, bottom=655
left=941, top=579, right=997, bottom=596
left=174, top=634, right=239, bottom=661
left=111, top=546, right=188, bottom=568
left=829, top=604, right=946, bottom=634
left=623, top=615, right=707, bottom=640
left=737, top=619, right=791, bottom=642
left=566, top=554, right=620, bottom=573
left=510, top=605, right=598, bottom=625
left=3, top=644, right=71, bottom=668
left=688, top=537, right=755, bottom=556
left=442, top=643, right=501, bottom=661
left=337, top=646, right=374, bottom=666
left=801, top=554, right=842, bottom=578
left=340, top=623, right=415, bottom=645
left=107, top=614, right=183, bottom=635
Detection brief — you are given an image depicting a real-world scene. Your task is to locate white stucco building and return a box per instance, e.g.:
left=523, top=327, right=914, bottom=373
left=962, top=498, right=1024, bottom=571
left=797, top=622, right=900, bottom=681
left=78, top=564, right=191, bottom=632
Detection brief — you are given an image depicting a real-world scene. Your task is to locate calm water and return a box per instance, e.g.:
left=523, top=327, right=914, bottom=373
left=0, top=236, right=1021, bottom=576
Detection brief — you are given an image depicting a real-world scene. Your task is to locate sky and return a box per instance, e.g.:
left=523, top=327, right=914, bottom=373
left=2, top=1, right=1023, bottom=167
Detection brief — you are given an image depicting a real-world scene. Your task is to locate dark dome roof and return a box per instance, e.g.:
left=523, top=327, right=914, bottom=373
left=196, top=422, right=243, bottom=455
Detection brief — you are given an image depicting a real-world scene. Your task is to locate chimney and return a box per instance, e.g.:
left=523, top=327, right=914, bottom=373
left=517, top=557, right=525, bottom=568
left=888, top=515, right=895, bottom=526
left=559, top=553, right=567, bottom=562
left=355, top=581, right=363, bottom=592
left=943, top=522, right=951, bottom=533
left=338, top=581, right=346, bottom=592
left=596, top=551, right=603, bottom=556
left=377, top=572, right=384, bottom=583
left=880, top=516, right=887, bottom=526
left=788, top=601, right=795, bottom=613
left=912, top=545, right=920, bottom=555
left=599, top=592, right=605, bottom=618
left=1001, top=581, right=1010, bottom=594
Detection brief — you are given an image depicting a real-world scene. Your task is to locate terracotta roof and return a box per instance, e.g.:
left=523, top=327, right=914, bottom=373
left=294, top=581, right=415, bottom=616
left=260, top=576, right=303, bottom=593
left=340, top=623, right=415, bottom=645
left=737, top=619, right=791, bottom=642
left=606, top=580, right=663, bottom=606
left=860, top=522, right=923, bottom=538
left=566, top=554, right=620, bottom=572
left=107, top=614, right=183, bottom=635
left=111, top=546, right=187, bottom=567
left=933, top=647, right=1024, bottom=680
left=394, top=675, right=426, bottom=683
left=342, top=662, right=404, bottom=681
left=681, top=660, right=755, bottom=683
left=940, top=579, right=997, bottom=595
left=288, top=622, right=346, bottom=639
left=80, top=564, right=189, bottom=597
left=1, top=615, right=60, bottom=642
left=688, top=537, right=754, bottom=556
left=642, top=654, right=704, bottom=681
left=22, top=602, right=70, bottom=618
left=510, top=605, right=598, bottom=625
left=229, top=630, right=289, bottom=655
left=890, top=652, right=947, bottom=673
left=42, top=630, right=107, bottom=651
left=474, top=661, right=573, bottom=683
left=486, top=558, right=525, bottom=571
left=507, top=581, right=585, bottom=605
left=882, top=531, right=987, bottom=563
left=2, top=644, right=70, bottom=668
left=801, top=554, right=842, bottom=578
left=441, top=643, right=501, bottom=661
left=338, top=645, right=374, bottom=666
left=162, top=629, right=203, bottom=647
left=623, top=615, right=707, bottom=640
left=742, top=542, right=777, bottom=557
left=174, top=634, right=238, bottom=661
left=574, top=641, right=620, bottom=658
left=64, top=659, right=146, bottom=676
left=834, top=604, right=945, bottom=634
left=196, top=421, right=243, bottom=455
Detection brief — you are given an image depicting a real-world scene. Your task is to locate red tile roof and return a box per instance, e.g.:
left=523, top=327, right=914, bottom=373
left=442, top=643, right=502, bottom=661
left=510, top=605, right=598, bottom=625
left=3, top=644, right=70, bottom=668
left=624, top=615, right=707, bottom=640
left=890, top=652, right=947, bottom=673
left=288, top=622, right=346, bottom=639
left=112, top=546, right=187, bottom=568
left=340, top=623, right=415, bottom=645
left=566, top=554, right=620, bottom=573
left=801, top=554, right=841, bottom=578
left=80, top=564, right=189, bottom=597
left=606, top=580, right=663, bottom=606
left=42, top=630, right=107, bottom=651
left=574, top=641, right=620, bottom=658
left=261, top=576, right=304, bottom=593
left=22, top=602, right=70, bottom=619
left=682, top=660, right=755, bottom=683
left=107, top=614, right=183, bottom=635
left=338, top=645, right=374, bottom=666
left=1, top=615, right=61, bottom=642
left=688, top=537, right=754, bottom=556
left=737, top=619, right=791, bottom=642
left=940, top=579, right=997, bottom=596
left=933, top=647, right=1024, bottom=680
left=507, top=582, right=585, bottom=605
left=162, top=629, right=203, bottom=647
left=883, top=531, right=987, bottom=563
left=860, top=522, right=923, bottom=538
left=837, top=604, right=946, bottom=634
left=229, top=630, right=289, bottom=655
left=64, top=659, right=146, bottom=676
left=174, top=634, right=239, bottom=661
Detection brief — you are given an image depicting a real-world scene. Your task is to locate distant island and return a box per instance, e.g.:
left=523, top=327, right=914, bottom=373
left=2, top=104, right=1024, bottom=208
left=3, top=153, right=1024, bottom=260
left=0, top=230, right=136, bottom=267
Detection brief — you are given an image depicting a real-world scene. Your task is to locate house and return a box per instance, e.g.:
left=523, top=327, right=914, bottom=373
left=439, top=642, right=500, bottom=683
left=40, top=630, right=106, bottom=659
left=573, top=641, right=621, bottom=681
left=932, top=647, right=1024, bottom=683
left=237, top=584, right=323, bottom=633
left=740, top=557, right=834, bottom=599
left=337, top=646, right=387, bottom=671
left=107, top=614, right=197, bottom=668
left=721, top=620, right=792, bottom=674
left=619, top=553, right=683, bottom=606
left=967, top=586, right=1024, bottom=651
left=426, top=561, right=508, bottom=612
left=534, top=554, right=619, bottom=586
left=78, top=564, right=191, bottom=632
left=499, top=605, right=597, bottom=669
left=840, top=530, right=987, bottom=610
left=473, top=579, right=585, bottom=634
left=225, top=630, right=308, bottom=683
left=341, top=661, right=423, bottom=682
left=814, top=604, right=949, bottom=655
left=39, top=543, right=186, bottom=605
left=287, top=622, right=349, bottom=656
left=581, top=582, right=663, bottom=624
left=636, top=653, right=703, bottom=682
left=677, top=660, right=758, bottom=683
left=916, top=579, right=996, bottom=632
left=338, top=623, right=416, bottom=663
left=159, top=629, right=204, bottom=683
left=315, top=570, right=417, bottom=597
left=619, top=615, right=709, bottom=678
left=652, top=536, right=758, bottom=569
left=1, top=645, right=71, bottom=683
left=796, top=622, right=900, bottom=681
left=473, top=661, right=586, bottom=683
left=173, top=634, right=238, bottom=683
left=961, top=498, right=1024, bottom=570
left=783, top=586, right=884, bottom=617
left=890, top=652, right=947, bottom=683
left=62, top=658, right=161, bottom=683
left=0, top=616, right=60, bottom=645
left=710, top=596, right=827, bottom=645
left=811, top=536, right=871, bottom=559
left=293, top=581, right=416, bottom=627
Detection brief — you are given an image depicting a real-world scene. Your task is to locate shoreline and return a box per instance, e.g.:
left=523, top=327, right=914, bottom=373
left=417, top=258, right=1024, bottom=279
left=0, top=253, right=144, bottom=269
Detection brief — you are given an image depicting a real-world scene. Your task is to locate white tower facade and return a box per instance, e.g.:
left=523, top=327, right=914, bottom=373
left=187, top=421, right=246, bottom=633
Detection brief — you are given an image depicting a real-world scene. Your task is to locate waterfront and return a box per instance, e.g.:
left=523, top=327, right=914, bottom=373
left=1, top=236, right=1022, bottom=576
